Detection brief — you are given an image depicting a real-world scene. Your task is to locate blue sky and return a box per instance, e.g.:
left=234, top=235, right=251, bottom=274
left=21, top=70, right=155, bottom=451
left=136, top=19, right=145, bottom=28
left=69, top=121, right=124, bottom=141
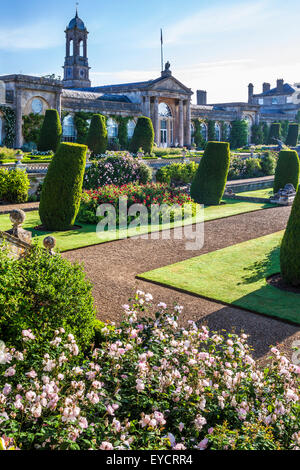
left=0, top=0, right=300, bottom=103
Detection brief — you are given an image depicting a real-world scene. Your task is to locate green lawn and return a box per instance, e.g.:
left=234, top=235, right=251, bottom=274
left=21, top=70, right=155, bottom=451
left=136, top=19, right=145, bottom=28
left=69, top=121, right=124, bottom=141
left=0, top=198, right=273, bottom=252
left=138, top=231, right=300, bottom=325
left=236, top=188, right=273, bottom=199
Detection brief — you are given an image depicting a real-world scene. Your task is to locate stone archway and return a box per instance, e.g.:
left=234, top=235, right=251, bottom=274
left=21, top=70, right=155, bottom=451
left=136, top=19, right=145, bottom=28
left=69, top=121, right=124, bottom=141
left=158, top=102, right=173, bottom=147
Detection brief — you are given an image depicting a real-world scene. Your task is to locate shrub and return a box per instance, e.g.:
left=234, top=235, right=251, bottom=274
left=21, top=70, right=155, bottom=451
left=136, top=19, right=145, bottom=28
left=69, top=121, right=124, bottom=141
left=286, top=123, right=299, bottom=147
left=130, top=117, right=154, bottom=155
left=83, top=153, right=152, bottom=189
left=0, top=168, right=29, bottom=203
left=0, top=244, right=95, bottom=349
left=268, top=123, right=281, bottom=145
left=244, top=158, right=263, bottom=178
left=251, top=124, right=264, bottom=145
left=0, top=293, right=299, bottom=450
left=86, top=114, right=108, bottom=156
left=273, top=149, right=300, bottom=193
left=22, top=113, right=44, bottom=145
left=37, top=109, right=62, bottom=152
left=191, top=141, right=230, bottom=205
left=207, top=120, right=216, bottom=141
left=156, top=162, right=198, bottom=185
left=39, top=142, right=87, bottom=230
left=230, top=121, right=248, bottom=149
left=280, top=187, right=300, bottom=286
left=260, top=152, right=277, bottom=175
left=0, top=147, right=17, bottom=161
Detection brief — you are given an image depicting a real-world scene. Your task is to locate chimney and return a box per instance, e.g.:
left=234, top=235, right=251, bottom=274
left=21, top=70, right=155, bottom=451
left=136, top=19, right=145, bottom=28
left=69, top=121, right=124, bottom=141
left=248, top=83, right=254, bottom=103
left=263, top=82, right=271, bottom=93
left=277, top=79, right=284, bottom=93
left=197, top=90, right=207, bottom=105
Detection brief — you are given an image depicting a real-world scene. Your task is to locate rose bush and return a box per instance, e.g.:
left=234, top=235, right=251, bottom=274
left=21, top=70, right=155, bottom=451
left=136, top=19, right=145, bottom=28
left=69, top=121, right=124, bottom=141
left=0, top=293, right=299, bottom=450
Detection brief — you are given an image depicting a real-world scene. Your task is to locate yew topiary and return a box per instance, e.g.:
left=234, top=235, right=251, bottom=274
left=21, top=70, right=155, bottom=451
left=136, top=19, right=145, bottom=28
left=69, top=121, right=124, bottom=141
left=130, top=117, right=154, bottom=155
left=280, top=187, right=300, bottom=286
left=39, top=142, right=87, bottom=230
left=273, top=149, right=300, bottom=194
left=86, top=114, right=107, bottom=156
left=190, top=141, right=230, bottom=205
left=268, top=123, right=281, bottom=145
left=38, top=109, right=62, bottom=152
left=286, top=123, right=299, bottom=147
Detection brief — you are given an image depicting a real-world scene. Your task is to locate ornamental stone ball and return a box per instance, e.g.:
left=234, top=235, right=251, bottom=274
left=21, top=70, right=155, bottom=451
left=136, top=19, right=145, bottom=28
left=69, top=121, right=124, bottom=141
left=10, top=209, right=26, bottom=228
left=43, top=236, right=56, bottom=253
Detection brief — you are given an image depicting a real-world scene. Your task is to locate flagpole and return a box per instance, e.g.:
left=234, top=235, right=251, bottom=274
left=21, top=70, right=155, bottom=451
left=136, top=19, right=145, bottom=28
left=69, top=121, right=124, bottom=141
left=161, top=29, right=164, bottom=72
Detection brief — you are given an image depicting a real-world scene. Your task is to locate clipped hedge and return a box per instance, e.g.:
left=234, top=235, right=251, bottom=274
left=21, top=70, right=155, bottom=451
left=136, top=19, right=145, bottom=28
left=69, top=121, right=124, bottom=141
left=130, top=116, right=154, bottom=154
left=268, top=123, right=281, bottom=145
left=280, top=187, right=300, bottom=286
left=0, top=168, right=29, bottom=203
left=39, top=142, right=87, bottom=230
left=86, top=114, right=107, bottom=156
left=286, top=123, right=299, bottom=147
left=38, top=109, right=62, bottom=152
left=230, top=121, right=248, bottom=149
left=191, top=141, right=230, bottom=205
left=273, top=149, right=300, bottom=193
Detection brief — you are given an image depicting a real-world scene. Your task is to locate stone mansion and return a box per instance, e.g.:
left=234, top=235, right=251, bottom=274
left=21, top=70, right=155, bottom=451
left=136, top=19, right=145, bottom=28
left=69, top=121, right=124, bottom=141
left=0, top=10, right=300, bottom=149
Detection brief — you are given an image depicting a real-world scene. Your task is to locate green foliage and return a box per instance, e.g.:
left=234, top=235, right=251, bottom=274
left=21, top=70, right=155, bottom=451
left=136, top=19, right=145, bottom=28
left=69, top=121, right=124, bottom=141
left=207, top=120, right=216, bottom=141
left=279, top=120, right=290, bottom=141
left=251, top=123, right=264, bottom=145
left=86, top=114, right=108, bottom=156
left=244, top=158, right=263, bottom=178
left=93, top=319, right=115, bottom=347
left=39, top=142, right=87, bottom=230
left=0, top=168, right=29, bottom=203
left=191, top=141, right=230, bottom=205
left=0, top=244, right=95, bottom=349
left=192, top=119, right=206, bottom=148
left=0, top=106, right=16, bottom=148
left=38, top=110, right=62, bottom=152
left=130, top=117, right=154, bottom=154
left=0, top=147, right=17, bottom=161
left=273, top=149, right=300, bottom=193
left=268, top=123, right=281, bottom=145
left=156, top=162, right=198, bottom=185
left=230, top=121, right=248, bottom=149
left=262, top=122, right=269, bottom=145
left=280, top=186, right=300, bottom=286
left=260, top=152, right=277, bottom=176
left=22, top=113, right=44, bottom=145
left=286, top=123, right=299, bottom=147
left=74, top=111, right=93, bottom=144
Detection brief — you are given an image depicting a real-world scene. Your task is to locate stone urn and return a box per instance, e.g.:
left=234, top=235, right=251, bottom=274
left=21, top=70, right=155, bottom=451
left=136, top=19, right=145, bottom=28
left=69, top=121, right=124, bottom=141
left=14, top=150, right=26, bottom=170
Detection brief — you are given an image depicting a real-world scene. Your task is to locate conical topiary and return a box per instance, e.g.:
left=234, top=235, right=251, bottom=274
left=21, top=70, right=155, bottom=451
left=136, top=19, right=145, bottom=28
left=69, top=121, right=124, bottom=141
left=280, top=186, right=300, bottom=285
left=286, top=123, right=299, bottom=147
left=268, top=123, right=281, bottom=145
left=190, top=141, right=230, bottom=205
left=38, top=109, right=62, bottom=152
left=86, top=114, right=107, bottom=156
left=39, top=142, right=87, bottom=230
left=273, top=149, right=300, bottom=194
left=130, top=117, right=154, bottom=155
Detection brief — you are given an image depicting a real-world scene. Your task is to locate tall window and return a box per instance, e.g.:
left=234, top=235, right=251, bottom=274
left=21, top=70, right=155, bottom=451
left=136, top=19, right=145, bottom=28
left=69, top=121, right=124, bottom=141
left=107, top=118, right=118, bottom=139
left=223, top=123, right=231, bottom=141
left=62, top=115, right=76, bottom=142
left=127, top=120, right=136, bottom=139
left=160, top=120, right=167, bottom=146
left=69, top=39, right=74, bottom=57
left=158, top=102, right=173, bottom=147
left=215, top=123, right=221, bottom=141
left=79, top=40, right=84, bottom=57
left=201, top=123, right=207, bottom=141
left=159, top=102, right=172, bottom=117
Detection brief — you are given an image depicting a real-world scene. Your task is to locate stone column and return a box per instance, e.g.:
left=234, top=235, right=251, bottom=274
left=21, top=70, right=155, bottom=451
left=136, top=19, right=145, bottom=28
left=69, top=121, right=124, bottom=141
left=154, top=97, right=159, bottom=144
left=15, top=88, right=23, bottom=149
left=179, top=99, right=184, bottom=147
left=55, top=92, right=62, bottom=117
left=185, top=100, right=191, bottom=147
left=144, top=96, right=151, bottom=118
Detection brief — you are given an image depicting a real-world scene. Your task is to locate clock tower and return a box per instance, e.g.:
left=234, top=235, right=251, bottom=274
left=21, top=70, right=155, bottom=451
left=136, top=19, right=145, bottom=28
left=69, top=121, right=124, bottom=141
left=62, top=9, right=91, bottom=89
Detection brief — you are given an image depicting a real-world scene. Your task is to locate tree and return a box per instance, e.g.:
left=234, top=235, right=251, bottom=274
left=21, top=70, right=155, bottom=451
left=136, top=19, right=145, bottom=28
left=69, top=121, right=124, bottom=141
left=86, top=114, right=108, bottom=156
left=191, top=141, right=230, bottom=205
left=273, top=149, right=300, bottom=193
left=207, top=121, right=216, bottom=141
left=268, top=123, right=281, bottom=145
left=280, top=187, right=300, bottom=286
left=230, top=120, right=248, bottom=149
left=39, top=142, right=87, bottom=230
left=130, top=116, right=154, bottom=154
left=251, top=124, right=264, bottom=145
left=37, top=109, right=62, bottom=152
left=262, top=122, right=269, bottom=144
left=286, top=123, right=299, bottom=147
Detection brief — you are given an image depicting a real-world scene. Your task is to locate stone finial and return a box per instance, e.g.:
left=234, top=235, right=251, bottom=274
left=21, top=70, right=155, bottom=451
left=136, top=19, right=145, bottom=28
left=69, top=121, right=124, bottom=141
left=10, top=209, right=26, bottom=228
left=9, top=209, right=32, bottom=245
left=43, top=236, right=56, bottom=255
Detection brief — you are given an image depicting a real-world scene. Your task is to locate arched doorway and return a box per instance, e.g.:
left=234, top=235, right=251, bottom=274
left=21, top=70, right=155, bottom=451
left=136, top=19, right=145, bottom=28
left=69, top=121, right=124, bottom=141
left=215, top=123, right=221, bottom=141
left=159, top=102, right=173, bottom=147
left=62, top=115, right=77, bottom=142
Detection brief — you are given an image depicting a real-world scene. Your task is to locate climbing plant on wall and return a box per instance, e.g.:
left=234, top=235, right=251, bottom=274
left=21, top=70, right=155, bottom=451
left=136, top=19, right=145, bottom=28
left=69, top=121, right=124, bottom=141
left=230, top=120, right=248, bottom=149
left=192, top=119, right=206, bottom=148
left=22, top=113, right=44, bottom=145
left=73, top=111, right=93, bottom=144
left=207, top=120, right=216, bottom=141
left=0, top=106, right=16, bottom=148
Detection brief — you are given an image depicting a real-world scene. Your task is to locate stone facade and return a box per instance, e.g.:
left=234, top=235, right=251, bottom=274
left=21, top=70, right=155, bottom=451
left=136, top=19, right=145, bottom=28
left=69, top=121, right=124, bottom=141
left=0, top=11, right=300, bottom=149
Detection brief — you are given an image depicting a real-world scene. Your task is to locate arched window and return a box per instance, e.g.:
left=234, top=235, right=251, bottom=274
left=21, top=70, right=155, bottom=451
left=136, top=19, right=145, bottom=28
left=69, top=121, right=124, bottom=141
left=107, top=118, right=118, bottom=139
left=79, top=40, right=84, bottom=57
left=69, top=39, right=74, bottom=57
left=127, top=120, right=136, bottom=139
left=200, top=123, right=207, bottom=141
left=62, top=115, right=76, bottom=142
left=215, top=123, right=221, bottom=141
left=223, top=122, right=231, bottom=141
left=0, top=116, right=2, bottom=146
left=190, top=123, right=195, bottom=144
left=159, top=102, right=172, bottom=117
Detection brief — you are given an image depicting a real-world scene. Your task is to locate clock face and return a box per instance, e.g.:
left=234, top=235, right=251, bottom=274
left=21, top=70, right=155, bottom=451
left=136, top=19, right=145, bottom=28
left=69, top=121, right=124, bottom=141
left=32, top=98, right=43, bottom=114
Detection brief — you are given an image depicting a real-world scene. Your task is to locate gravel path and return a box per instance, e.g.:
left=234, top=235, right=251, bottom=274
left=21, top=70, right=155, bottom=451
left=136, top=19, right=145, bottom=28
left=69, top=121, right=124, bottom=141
left=63, top=205, right=300, bottom=361
left=0, top=201, right=39, bottom=214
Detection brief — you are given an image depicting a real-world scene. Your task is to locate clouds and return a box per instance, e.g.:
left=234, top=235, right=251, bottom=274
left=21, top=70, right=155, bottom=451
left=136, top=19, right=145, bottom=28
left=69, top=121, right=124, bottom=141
left=0, top=20, right=64, bottom=50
